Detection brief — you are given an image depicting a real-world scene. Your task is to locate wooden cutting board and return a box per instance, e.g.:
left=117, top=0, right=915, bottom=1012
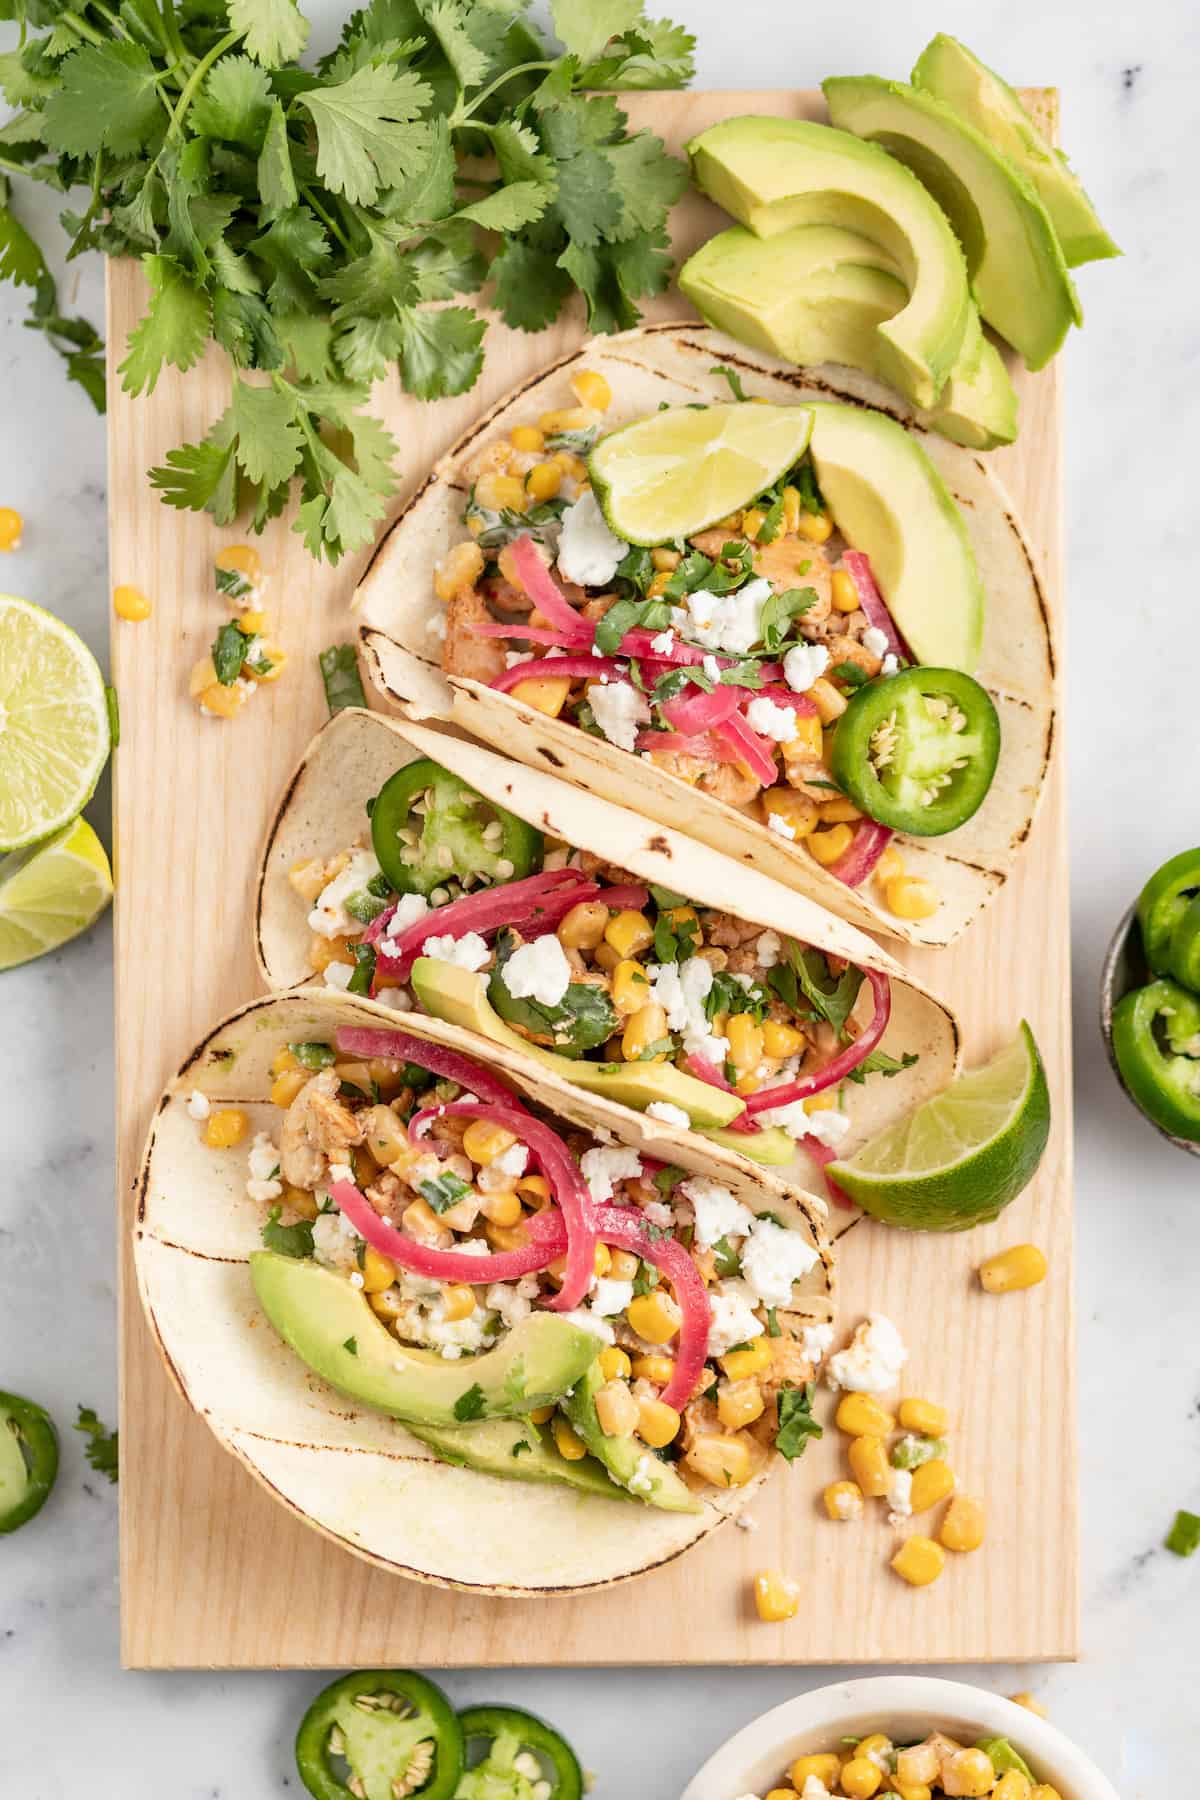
left=110, top=87, right=1076, bottom=1668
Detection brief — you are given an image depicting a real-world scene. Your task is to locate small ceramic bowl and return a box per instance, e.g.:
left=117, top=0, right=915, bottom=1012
left=1099, top=903, right=1200, bottom=1156
left=680, top=1676, right=1121, bottom=1800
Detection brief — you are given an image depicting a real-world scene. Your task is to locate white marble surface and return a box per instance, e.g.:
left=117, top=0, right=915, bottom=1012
left=1, top=2, right=1196, bottom=1794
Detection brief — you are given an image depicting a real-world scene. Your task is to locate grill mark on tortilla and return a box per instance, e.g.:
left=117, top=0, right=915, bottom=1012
left=537, top=747, right=565, bottom=768
left=646, top=834, right=671, bottom=854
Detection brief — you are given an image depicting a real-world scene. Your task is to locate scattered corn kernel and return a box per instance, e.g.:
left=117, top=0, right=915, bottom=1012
left=803, top=1090, right=837, bottom=1114
left=808, top=677, right=848, bottom=724
left=358, top=1247, right=396, bottom=1294
left=510, top=424, right=544, bottom=453
left=898, top=1397, right=949, bottom=1436
left=269, top=1069, right=308, bottom=1108
left=823, top=1480, right=865, bottom=1522
left=741, top=506, right=766, bottom=542
left=433, top=540, right=485, bottom=600
left=891, top=1535, right=946, bottom=1586
left=592, top=1243, right=612, bottom=1278
left=796, top=509, right=833, bottom=544
left=886, top=877, right=939, bottom=921
left=113, top=584, right=152, bottom=622
left=1030, top=1786, right=1063, bottom=1800
left=817, top=795, right=862, bottom=825
left=1009, top=1694, right=1048, bottom=1718
left=721, top=1338, right=772, bottom=1381
left=510, top=675, right=571, bottom=717
left=204, top=1108, right=247, bottom=1150
left=631, top=1353, right=674, bottom=1386
left=595, top=1378, right=640, bottom=1438
left=718, top=1379, right=765, bottom=1430
left=651, top=547, right=680, bottom=571
left=786, top=712, right=825, bottom=757
left=198, top=681, right=244, bottom=720
left=762, top=787, right=818, bottom=840
left=762, top=1019, right=806, bottom=1058
left=570, top=369, right=611, bottom=411
left=215, top=542, right=263, bottom=588
left=557, top=900, right=608, bottom=951
left=835, top=1392, right=895, bottom=1438
left=687, top=1433, right=755, bottom=1487
left=875, top=843, right=907, bottom=883
left=607, top=1248, right=639, bottom=1281
left=627, top=1290, right=681, bottom=1344
left=0, top=507, right=23, bottom=551
left=979, top=1244, right=1048, bottom=1293
left=529, top=1404, right=555, bottom=1424
left=792, top=1755, right=842, bottom=1790
left=841, top=1758, right=882, bottom=1799
left=526, top=460, right=562, bottom=502
left=808, top=824, right=855, bottom=866
left=636, top=1396, right=681, bottom=1448
left=943, top=1750, right=995, bottom=1797
left=598, top=1346, right=632, bottom=1382
left=438, top=1283, right=474, bottom=1322
left=753, top=1569, right=801, bottom=1622
left=910, top=1458, right=956, bottom=1513
left=940, top=1494, right=986, bottom=1553
left=612, top=958, right=650, bottom=1015
left=994, top=1774, right=1032, bottom=1800
left=726, top=1013, right=765, bottom=1074
left=897, top=1746, right=940, bottom=1786
left=831, top=568, right=859, bottom=612
left=894, top=1783, right=933, bottom=1800
left=847, top=1434, right=890, bottom=1498
left=552, top=1417, right=588, bottom=1461
left=621, top=1000, right=669, bottom=1063
left=462, top=1119, right=518, bottom=1166
left=270, top=1047, right=300, bottom=1076
left=308, top=936, right=354, bottom=975
left=474, top=472, right=526, bottom=514
left=539, top=406, right=596, bottom=436
left=479, top=1187, right=522, bottom=1227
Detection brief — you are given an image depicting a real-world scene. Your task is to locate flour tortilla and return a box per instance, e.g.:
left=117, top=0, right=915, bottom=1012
left=257, top=707, right=962, bottom=1197
left=354, top=322, right=1055, bottom=949
left=135, top=989, right=833, bottom=1595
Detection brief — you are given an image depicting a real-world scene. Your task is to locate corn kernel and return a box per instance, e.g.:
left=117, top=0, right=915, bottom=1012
left=360, top=1247, right=396, bottom=1294
left=552, top=1416, right=588, bottom=1461
left=0, top=507, right=24, bottom=551
left=720, top=1337, right=772, bottom=1381
left=796, top=510, right=833, bottom=544
left=687, top=1432, right=755, bottom=1487
left=766, top=1791, right=797, bottom=1800
left=753, top=1569, right=800, bottom=1622
left=886, top=876, right=939, bottom=921
left=479, top=1187, right=523, bottom=1227
left=621, top=1001, right=669, bottom=1063
left=369, top=1288, right=406, bottom=1322
left=570, top=369, right=611, bottom=411
left=891, top=1535, right=946, bottom=1587
left=817, top=795, right=862, bottom=824
left=792, top=1756, right=841, bottom=1790
left=599, top=1346, right=631, bottom=1382
left=510, top=424, right=544, bottom=453
left=994, top=1774, right=1032, bottom=1800
left=803, top=1090, right=836, bottom=1114
left=308, top=936, right=355, bottom=976
left=283, top=1184, right=318, bottom=1221
left=626, top=1290, right=681, bottom=1344
left=831, top=568, right=860, bottom=613
left=898, top=1746, right=941, bottom=1786
left=978, top=1244, right=1048, bottom=1293
left=786, top=712, right=825, bottom=756
left=777, top=486, right=801, bottom=536
left=761, top=787, right=818, bottom=840
left=557, top=900, right=608, bottom=950
left=475, top=473, right=526, bottom=514
left=875, top=844, right=906, bottom=883
left=910, top=1458, right=956, bottom=1512
left=741, top=507, right=766, bottom=542
left=1030, top=1786, right=1063, bottom=1800
left=517, top=1174, right=551, bottom=1206
left=842, top=1760, right=883, bottom=1800
left=898, top=1398, right=949, bottom=1436
left=809, top=677, right=848, bottom=724
left=434, top=540, right=485, bottom=600
left=434, top=1283, right=472, bottom=1322
left=808, top=824, right=854, bottom=866
left=718, top=1379, right=765, bottom=1430
left=403, top=1196, right=445, bottom=1242
left=199, top=681, right=244, bottom=720
left=894, top=1783, right=933, bottom=1800
left=270, top=1069, right=308, bottom=1108
left=651, top=547, right=680, bottom=571
left=1009, top=1694, right=1047, bottom=1718
left=595, top=1378, right=640, bottom=1438
left=604, top=909, right=655, bottom=958
left=114, top=584, right=152, bottom=622
left=823, top=1479, right=865, bottom=1521
left=485, top=1219, right=529, bottom=1253
left=835, top=1392, right=896, bottom=1437
left=612, top=958, right=651, bottom=1015
left=943, top=1750, right=996, bottom=1797
left=539, top=406, right=596, bottom=435
left=529, top=1404, right=555, bottom=1424
left=593, top=1242, right=612, bottom=1278
left=631, top=1353, right=674, bottom=1386
left=761, top=1019, right=806, bottom=1058
left=726, top=1014, right=765, bottom=1076
left=527, top=460, right=563, bottom=502
left=215, top=542, right=263, bottom=587
left=608, top=1248, right=639, bottom=1281
left=636, top=1396, right=681, bottom=1447
left=940, top=1494, right=986, bottom=1553
left=462, top=1119, right=518, bottom=1166
left=240, top=607, right=267, bottom=634
left=204, top=1108, right=247, bottom=1150
left=847, top=1434, right=890, bottom=1497
left=270, top=1047, right=300, bottom=1076
left=511, top=676, right=571, bottom=717
left=552, top=450, right=588, bottom=480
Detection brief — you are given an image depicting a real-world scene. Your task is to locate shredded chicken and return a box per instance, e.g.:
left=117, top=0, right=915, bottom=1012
left=825, top=631, right=883, bottom=680
left=698, top=762, right=761, bottom=807
left=442, top=588, right=508, bottom=683
left=279, top=1070, right=364, bottom=1189
left=706, top=912, right=763, bottom=949
left=761, top=1335, right=816, bottom=1399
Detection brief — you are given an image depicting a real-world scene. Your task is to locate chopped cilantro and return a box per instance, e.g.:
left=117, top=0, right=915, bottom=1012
left=794, top=460, right=824, bottom=516
left=319, top=645, right=368, bottom=714
left=845, top=1049, right=920, bottom=1084
left=1166, top=1509, right=1200, bottom=1557
left=511, top=1439, right=532, bottom=1458
left=347, top=942, right=376, bottom=996
left=710, top=364, right=748, bottom=401
left=711, top=1235, right=741, bottom=1278
left=760, top=585, right=818, bottom=653
left=453, top=1384, right=487, bottom=1423
left=766, top=1307, right=782, bottom=1338
left=775, top=1382, right=823, bottom=1463
left=832, top=661, right=871, bottom=690
left=261, top=1206, right=316, bottom=1259
left=75, top=1406, right=119, bottom=1484
left=649, top=884, right=689, bottom=910
left=342, top=1337, right=358, bottom=1357
left=289, top=1041, right=336, bottom=1070
left=594, top=595, right=672, bottom=655
left=419, top=1172, right=473, bottom=1214
left=211, top=620, right=250, bottom=686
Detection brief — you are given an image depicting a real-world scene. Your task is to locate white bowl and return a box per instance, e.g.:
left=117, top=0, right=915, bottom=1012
left=681, top=1678, right=1121, bottom=1800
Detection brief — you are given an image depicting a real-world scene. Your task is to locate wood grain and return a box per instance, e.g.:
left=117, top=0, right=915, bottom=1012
left=111, top=88, right=1075, bottom=1668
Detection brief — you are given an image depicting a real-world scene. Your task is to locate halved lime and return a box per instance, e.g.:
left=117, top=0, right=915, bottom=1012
left=589, top=402, right=814, bottom=545
left=830, top=1021, right=1050, bottom=1230
left=0, top=594, right=111, bottom=852
left=0, top=816, right=113, bottom=971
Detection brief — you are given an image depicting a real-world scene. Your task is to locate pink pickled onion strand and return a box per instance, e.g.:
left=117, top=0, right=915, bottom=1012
left=331, top=1178, right=565, bottom=1284
left=333, top=1026, right=521, bottom=1110
left=660, top=681, right=742, bottom=736
left=798, top=1136, right=855, bottom=1210
left=743, top=969, right=892, bottom=1115
left=491, top=655, right=628, bottom=693
left=408, top=1100, right=597, bottom=1312
left=369, top=869, right=597, bottom=976
left=471, top=622, right=581, bottom=645
left=591, top=884, right=650, bottom=912
left=635, top=729, right=744, bottom=762
left=842, top=550, right=910, bottom=661
left=510, top=535, right=595, bottom=643
left=619, top=630, right=782, bottom=682
left=680, top=1053, right=758, bottom=1134
left=717, top=712, right=778, bottom=787
left=593, top=1203, right=710, bottom=1412
left=827, top=820, right=895, bottom=889
left=753, top=685, right=818, bottom=717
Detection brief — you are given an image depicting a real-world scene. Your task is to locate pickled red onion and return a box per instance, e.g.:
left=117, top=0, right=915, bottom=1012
left=827, top=821, right=895, bottom=888
left=660, top=682, right=741, bottom=736
left=333, top=1026, right=520, bottom=1109
left=368, top=868, right=597, bottom=977
left=842, top=550, right=910, bottom=661
left=717, top=712, right=778, bottom=787
left=330, top=1178, right=565, bottom=1284
left=743, top=969, right=892, bottom=1114
left=509, top=536, right=594, bottom=643
left=491, top=655, right=628, bottom=692
left=592, top=1203, right=711, bottom=1412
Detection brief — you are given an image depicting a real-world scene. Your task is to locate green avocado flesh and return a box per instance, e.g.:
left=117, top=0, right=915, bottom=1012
left=410, top=959, right=745, bottom=1130
left=687, top=114, right=971, bottom=408
left=564, top=1365, right=701, bottom=1513
left=679, top=224, right=1016, bottom=449
left=405, top=1415, right=629, bottom=1501
left=913, top=34, right=1119, bottom=268
left=807, top=401, right=984, bottom=672
left=823, top=75, right=1081, bottom=371
left=249, top=1253, right=600, bottom=1425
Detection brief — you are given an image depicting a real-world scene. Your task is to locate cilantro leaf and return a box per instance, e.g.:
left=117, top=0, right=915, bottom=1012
left=397, top=304, right=485, bottom=399
left=320, top=643, right=368, bottom=713
left=212, top=619, right=250, bottom=684
left=453, top=1383, right=487, bottom=1422
left=261, top=1204, right=316, bottom=1259
left=75, top=1406, right=119, bottom=1483
left=760, top=586, right=818, bottom=653
left=550, top=0, right=643, bottom=64
left=118, top=255, right=211, bottom=396
left=258, top=101, right=299, bottom=215
left=230, top=378, right=304, bottom=488
left=342, top=1337, right=358, bottom=1356
left=605, top=132, right=688, bottom=235
left=832, top=661, right=870, bottom=689
left=149, top=436, right=238, bottom=522
left=41, top=43, right=164, bottom=159
left=775, top=1382, right=823, bottom=1463
left=290, top=1040, right=337, bottom=1069
left=423, top=0, right=490, bottom=89
left=191, top=54, right=274, bottom=144
left=577, top=17, right=696, bottom=89
left=298, top=64, right=433, bottom=206
left=1166, top=1509, right=1200, bottom=1557
left=228, top=0, right=310, bottom=68
left=453, top=180, right=553, bottom=233
left=711, top=364, right=747, bottom=401
left=0, top=187, right=44, bottom=286
left=347, top=940, right=376, bottom=994
left=491, top=237, right=572, bottom=332
left=770, top=945, right=863, bottom=1041
left=419, top=1170, right=473, bottom=1213
left=845, top=1048, right=919, bottom=1084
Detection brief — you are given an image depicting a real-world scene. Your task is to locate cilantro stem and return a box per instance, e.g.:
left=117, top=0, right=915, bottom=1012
left=450, top=59, right=552, bottom=127
left=86, top=0, right=133, bottom=40
left=57, top=10, right=110, bottom=48
left=301, top=184, right=352, bottom=255
left=158, top=0, right=194, bottom=71
left=167, top=27, right=243, bottom=139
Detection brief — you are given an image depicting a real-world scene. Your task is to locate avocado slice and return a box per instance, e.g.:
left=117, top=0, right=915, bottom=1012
left=807, top=401, right=984, bottom=672
left=687, top=115, right=972, bottom=408
left=563, top=1366, right=701, bottom=1513
left=250, top=1252, right=601, bottom=1425
left=823, top=76, right=1081, bottom=371
left=913, top=35, right=1119, bottom=268
left=679, top=225, right=1016, bottom=449
left=406, top=1415, right=631, bottom=1502
left=410, top=958, right=746, bottom=1130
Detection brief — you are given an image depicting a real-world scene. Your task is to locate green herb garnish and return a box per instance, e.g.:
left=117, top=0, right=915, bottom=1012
left=775, top=1382, right=823, bottom=1463
left=1166, top=1509, right=1200, bottom=1557
left=319, top=644, right=367, bottom=714
left=261, top=1205, right=316, bottom=1259
left=75, top=1406, right=119, bottom=1483
left=419, top=1172, right=472, bottom=1213
left=289, top=1041, right=336, bottom=1070
left=453, top=1384, right=487, bottom=1423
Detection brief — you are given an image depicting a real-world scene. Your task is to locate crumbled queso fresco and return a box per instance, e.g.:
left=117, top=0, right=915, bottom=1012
left=498, top=932, right=573, bottom=1006
left=308, top=849, right=382, bottom=939
left=826, top=1313, right=909, bottom=1392
left=556, top=491, right=626, bottom=587
left=588, top=678, right=649, bottom=752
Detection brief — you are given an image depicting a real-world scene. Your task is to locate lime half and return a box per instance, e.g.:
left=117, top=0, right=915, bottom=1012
left=0, top=817, right=113, bottom=971
left=830, top=1021, right=1051, bottom=1231
left=589, top=402, right=814, bottom=545
left=0, top=594, right=110, bottom=851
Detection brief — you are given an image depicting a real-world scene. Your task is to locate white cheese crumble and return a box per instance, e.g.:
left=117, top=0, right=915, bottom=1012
left=706, top=1278, right=764, bottom=1357
left=783, top=641, right=830, bottom=694
left=702, top=653, right=722, bottom=683
left=422, top=931, right=490, bottom=972
left=739, top=1216, right=820, bottom=1306
left=186, top=1090, right=211, bottom=1121
left=312, top=1212, right=359, bottom=1270
left=644, top=1100, right=691, bottom=1130
left=648, top=955, right=729, bottom=1064
left=676, top=575, right=771, bottom=655
left=862, top=626, right=890, bottom=659
left=881, top=653, right=900, bottom=676
left=804, top=1776, right=833, bottom=1800
left=322, top=961, right=354, bottom=990
left=753, top=1096, right=851, bottom=1145
left=755, top=929, right=782, bottom=968
left=557, top=1308, right=615, bottom=1344
left=830, top=1485, right=863, bottom=1521
left=680, top=1174, right=753, bottom=1248
left=642, top=1199, right=674, bottom=1229
left=384, top=892, right=431, bottom=939
left=826, top=1313, right=908, bottom=1394
left=802, top=1108, right=852, bottom=1149
left=485, top=1275, right=539, bottom=1331
left=766, top=812, right=796, bottom=841
left=374, top=985, right=412, bottom=1010
left=649, top=629, right=676, bottom=654
left=308, top=848, right=383, bottom=939
left=886, top=1466, right=914, bottom=1524
left=801, top=1321, right=835, bottom=1364
left=556, top=491, right=626, bottom=587
left=744, top=696, right=798, bottom=741
left=628, top=1453, right=658, bottom=1497
left=589, top=678, right=649, bottom=752
left=734, top=1512, right=759, bottom=1532
left=590, top=1277, right=635, bottom=1318
left=580, top=1144, right=643, bottom=1204
left=499, top=933, right=573, bottom=1006
left=504, top=649, right=534, bottom=669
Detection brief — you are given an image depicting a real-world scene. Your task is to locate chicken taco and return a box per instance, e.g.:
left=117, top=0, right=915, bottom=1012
left=256, top=708, right=961, bottom=1200
left=134, top=989, right=833, bottom=1593
left=355, top=323, right=1054, bottom=949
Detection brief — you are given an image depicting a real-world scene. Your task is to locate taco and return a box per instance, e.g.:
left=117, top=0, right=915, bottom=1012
left=256, top=708, right=961, bottom=1200
left=355, top=322, right=1055, bottom=949
left=134, top=989, right=833, bottom=1593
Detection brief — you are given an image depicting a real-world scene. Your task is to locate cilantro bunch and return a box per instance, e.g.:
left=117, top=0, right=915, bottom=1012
left=0, top=0, right=694, bottom=561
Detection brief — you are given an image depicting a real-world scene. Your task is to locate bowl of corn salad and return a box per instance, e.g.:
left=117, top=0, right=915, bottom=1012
left=680, top=1678, right=1120, bottom=1800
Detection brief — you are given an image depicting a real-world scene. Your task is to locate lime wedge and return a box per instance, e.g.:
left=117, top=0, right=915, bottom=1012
left=830, top=1021, right=1050, bottom=1230
left=589, top=402, right=814, bottom=545
left=0, top=594, right=111, bottom=852
left=0, top=817, right=113, bottom=971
